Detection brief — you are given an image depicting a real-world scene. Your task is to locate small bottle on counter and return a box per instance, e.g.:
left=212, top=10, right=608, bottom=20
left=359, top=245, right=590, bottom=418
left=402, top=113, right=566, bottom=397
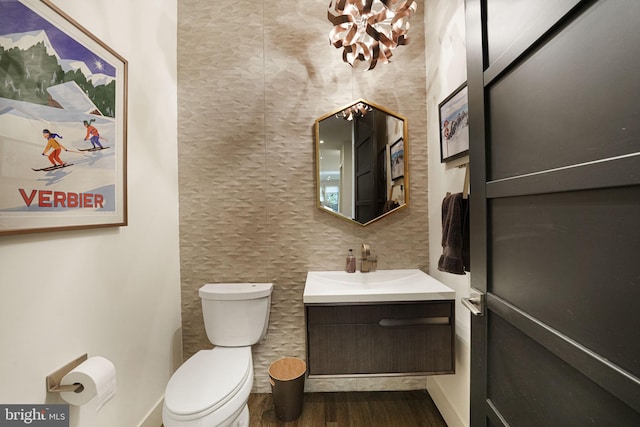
left=346, top=249, right=356, bottom=273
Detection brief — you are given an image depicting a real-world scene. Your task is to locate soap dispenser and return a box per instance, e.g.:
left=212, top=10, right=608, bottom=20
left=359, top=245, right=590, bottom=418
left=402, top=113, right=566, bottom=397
left=346, top=249, right=356, bottom=273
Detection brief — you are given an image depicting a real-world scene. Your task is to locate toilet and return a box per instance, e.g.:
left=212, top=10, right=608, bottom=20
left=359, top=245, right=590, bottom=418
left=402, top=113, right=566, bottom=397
left=163, top=283, right=273, bottom=427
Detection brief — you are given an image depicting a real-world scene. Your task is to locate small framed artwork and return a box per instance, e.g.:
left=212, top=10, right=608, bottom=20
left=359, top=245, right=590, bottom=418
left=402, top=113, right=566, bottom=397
left=439, top=82, right=469, bottom=163
left=390, top=138, right=404, bottom=180
left=0, top=0, right=128, bottom=235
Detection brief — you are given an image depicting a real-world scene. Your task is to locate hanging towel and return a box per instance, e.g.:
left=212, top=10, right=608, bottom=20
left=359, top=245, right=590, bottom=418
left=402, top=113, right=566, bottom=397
left=438, top=193, right=470, bottom=274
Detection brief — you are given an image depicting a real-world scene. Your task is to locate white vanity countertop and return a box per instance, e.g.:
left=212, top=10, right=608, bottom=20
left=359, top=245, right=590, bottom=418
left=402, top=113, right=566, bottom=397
left=303, top=269, right=455, bottom=304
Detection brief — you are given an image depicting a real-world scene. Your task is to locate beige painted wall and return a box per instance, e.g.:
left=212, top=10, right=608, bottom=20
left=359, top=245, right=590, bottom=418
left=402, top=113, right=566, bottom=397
left=0, top=0, right=181, bottom=426
left=425, top=1, right=471, bottom=426
left=178, top=0, right=430, bottom=392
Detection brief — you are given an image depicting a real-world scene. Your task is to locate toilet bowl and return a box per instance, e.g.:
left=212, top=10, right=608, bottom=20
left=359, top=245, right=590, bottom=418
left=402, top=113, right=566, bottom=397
left=163, top=283, right=272, bottom=427
left=163, top=347, right=253, bottom=427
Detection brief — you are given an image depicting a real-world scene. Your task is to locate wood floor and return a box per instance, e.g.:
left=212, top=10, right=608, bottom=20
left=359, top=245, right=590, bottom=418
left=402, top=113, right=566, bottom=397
left=247, top=391, right=448, bottom=427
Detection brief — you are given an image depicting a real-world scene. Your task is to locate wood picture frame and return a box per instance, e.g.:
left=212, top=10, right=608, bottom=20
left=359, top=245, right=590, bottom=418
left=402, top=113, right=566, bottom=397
left=439, top=82, right=469, bottom=163
left=0, top=0, right=128, bottom=235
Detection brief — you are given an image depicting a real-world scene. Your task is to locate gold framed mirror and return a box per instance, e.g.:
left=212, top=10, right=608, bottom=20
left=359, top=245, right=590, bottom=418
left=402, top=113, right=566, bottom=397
left=314, top=99, right=409, bottom=226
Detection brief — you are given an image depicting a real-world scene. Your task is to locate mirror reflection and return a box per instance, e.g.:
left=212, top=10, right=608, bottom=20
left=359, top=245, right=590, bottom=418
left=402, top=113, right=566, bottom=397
left=315, top=100, right=408, bottom=226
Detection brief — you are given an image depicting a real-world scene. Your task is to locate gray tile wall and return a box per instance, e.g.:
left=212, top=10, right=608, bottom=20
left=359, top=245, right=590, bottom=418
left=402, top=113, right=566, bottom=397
left=178, top=0, right=429, bottom=392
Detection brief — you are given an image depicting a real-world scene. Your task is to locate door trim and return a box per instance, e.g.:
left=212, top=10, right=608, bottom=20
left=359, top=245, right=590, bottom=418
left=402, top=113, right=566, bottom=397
left=486, top=153, right=640, bottom=198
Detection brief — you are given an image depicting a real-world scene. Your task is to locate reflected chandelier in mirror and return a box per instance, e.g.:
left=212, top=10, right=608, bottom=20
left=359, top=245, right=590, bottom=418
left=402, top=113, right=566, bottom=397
left=315, top=99, right=409, bottom=226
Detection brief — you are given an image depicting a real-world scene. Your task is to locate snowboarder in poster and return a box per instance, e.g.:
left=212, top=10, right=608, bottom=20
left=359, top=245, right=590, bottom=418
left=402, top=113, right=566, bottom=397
left=41, top=129, right=68, bottom=166
left=83, top=119, right=104, bottom=149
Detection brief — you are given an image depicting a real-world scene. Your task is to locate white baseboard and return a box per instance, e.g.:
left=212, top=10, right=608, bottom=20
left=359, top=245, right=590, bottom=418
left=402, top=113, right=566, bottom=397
left=138, top=396, right=163, bottom=427
left=427, top=380, right=467, bottom=427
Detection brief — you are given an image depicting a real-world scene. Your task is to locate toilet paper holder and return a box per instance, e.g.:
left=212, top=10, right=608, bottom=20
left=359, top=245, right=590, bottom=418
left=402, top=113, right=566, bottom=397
left=46, top=354, right=87, bottom=393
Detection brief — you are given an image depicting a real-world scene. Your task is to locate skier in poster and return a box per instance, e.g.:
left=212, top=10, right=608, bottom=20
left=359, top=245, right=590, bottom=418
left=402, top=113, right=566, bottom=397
left=41, top=129, right=68, bottom=166
left=83, top=119, right=104, bottom=149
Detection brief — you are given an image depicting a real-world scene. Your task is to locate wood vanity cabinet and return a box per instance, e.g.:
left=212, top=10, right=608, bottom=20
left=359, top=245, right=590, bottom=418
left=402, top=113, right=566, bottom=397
left=305, top=301, right=455, bottom=377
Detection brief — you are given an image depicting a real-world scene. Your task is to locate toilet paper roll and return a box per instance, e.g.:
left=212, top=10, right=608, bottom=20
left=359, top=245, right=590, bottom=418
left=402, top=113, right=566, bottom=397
left=60, top=356, right=116, bottom=411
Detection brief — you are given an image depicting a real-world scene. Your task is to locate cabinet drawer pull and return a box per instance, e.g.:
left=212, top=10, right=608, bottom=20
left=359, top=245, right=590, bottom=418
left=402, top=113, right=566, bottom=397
left=378, top=317, right=449, bottom=327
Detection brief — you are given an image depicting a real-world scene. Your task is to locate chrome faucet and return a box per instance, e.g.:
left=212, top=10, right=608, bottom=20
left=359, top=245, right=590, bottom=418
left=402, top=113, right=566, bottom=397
left=360, top=243, right=378, bottom=273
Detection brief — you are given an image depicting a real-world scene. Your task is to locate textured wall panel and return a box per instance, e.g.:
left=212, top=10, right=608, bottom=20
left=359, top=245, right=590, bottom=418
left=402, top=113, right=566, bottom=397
left=179, top=0, right=430, bottom=393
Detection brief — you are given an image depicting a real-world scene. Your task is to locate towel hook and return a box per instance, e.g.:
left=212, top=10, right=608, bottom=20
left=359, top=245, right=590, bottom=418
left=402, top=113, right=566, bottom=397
left=462, top=163, right=469, bottom=199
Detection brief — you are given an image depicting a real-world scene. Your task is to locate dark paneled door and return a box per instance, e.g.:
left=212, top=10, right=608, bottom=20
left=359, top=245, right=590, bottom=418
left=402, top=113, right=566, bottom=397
left=354, top=111, right=376, bottom=223
left=465, top=0, right=640, bottom=425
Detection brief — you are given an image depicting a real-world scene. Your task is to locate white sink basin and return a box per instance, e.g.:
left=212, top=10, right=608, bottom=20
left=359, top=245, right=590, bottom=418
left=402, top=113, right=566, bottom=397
left=303, top=269, right=455, bottom=303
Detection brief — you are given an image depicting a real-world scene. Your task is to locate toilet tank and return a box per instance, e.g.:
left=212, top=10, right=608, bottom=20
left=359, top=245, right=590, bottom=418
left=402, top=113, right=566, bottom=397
left=199, top=283, right=273, bottom=347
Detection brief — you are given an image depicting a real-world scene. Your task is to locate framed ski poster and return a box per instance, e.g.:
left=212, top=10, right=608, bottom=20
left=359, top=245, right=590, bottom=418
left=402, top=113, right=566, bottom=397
left=0, top=0, right=128, bottom=235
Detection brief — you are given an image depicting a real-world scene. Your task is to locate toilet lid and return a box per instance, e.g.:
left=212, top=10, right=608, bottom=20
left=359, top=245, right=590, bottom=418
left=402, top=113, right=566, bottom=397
left=164, top=347, right=251, bottom=417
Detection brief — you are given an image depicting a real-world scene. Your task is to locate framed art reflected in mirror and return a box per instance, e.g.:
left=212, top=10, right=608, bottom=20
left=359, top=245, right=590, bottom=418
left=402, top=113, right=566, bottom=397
left=390, top=138, right=404, bottom=180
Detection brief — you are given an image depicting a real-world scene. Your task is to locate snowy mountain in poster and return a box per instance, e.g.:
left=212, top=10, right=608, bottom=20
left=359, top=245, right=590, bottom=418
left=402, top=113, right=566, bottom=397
left=0, top=30, right=115, bottom=85
left=0, top=29, right=118, bottom=214
left=0, top=29, right=116, bottom=115
left=0, top=29, right=58, bottom=57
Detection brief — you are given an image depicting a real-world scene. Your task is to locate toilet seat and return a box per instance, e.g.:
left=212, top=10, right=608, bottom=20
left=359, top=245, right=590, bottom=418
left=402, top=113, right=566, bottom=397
left=164, top=347, right=252, bottom=420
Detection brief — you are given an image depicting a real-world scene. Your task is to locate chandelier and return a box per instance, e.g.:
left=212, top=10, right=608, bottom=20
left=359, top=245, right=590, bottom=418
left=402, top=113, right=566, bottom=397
left=335, top=102, right=373, bottom=121
left=328, top=0, right=417, bottom=71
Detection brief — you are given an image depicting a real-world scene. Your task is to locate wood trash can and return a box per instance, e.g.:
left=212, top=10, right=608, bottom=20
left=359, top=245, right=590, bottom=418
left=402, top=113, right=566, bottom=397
left=268, top=357, right=306, bottom=422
